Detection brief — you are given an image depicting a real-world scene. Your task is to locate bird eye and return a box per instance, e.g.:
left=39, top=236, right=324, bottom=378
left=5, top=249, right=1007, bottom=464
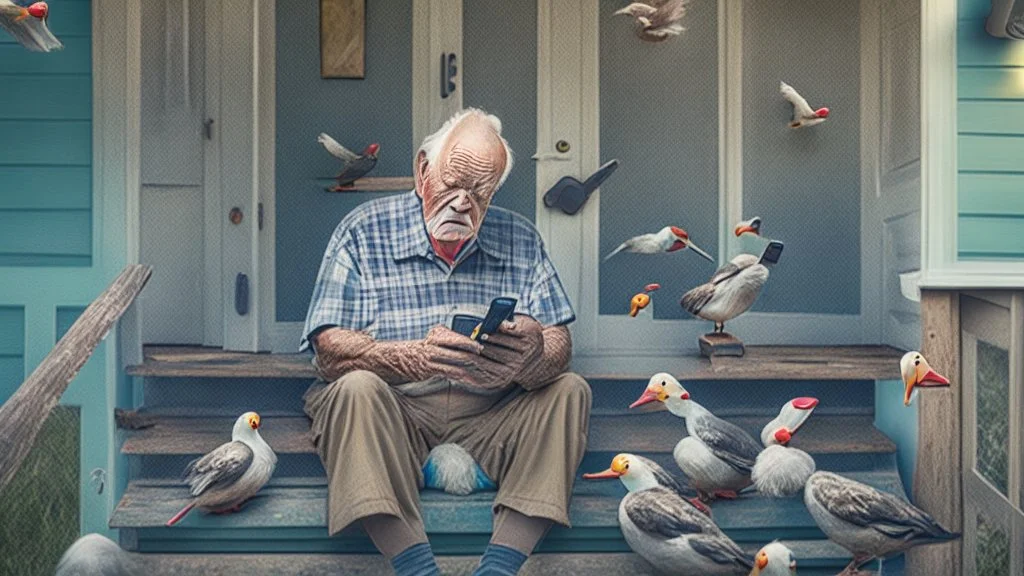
left=661, top=381, right=666, bottom=386
left=915, top=360, right=920, bottom=366
left=624, top=463, right=629, bottom=469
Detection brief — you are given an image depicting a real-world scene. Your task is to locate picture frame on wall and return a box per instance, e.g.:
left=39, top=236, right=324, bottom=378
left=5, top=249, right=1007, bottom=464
left=320, top=0, right=365, bottom=79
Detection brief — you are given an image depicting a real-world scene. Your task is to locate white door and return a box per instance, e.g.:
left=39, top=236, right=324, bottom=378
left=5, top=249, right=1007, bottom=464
left=138, top=0, right=272, bottom=352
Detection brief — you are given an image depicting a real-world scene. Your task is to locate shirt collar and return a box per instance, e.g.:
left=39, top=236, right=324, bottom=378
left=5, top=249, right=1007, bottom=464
left=392, top=190, right=506, bottom=262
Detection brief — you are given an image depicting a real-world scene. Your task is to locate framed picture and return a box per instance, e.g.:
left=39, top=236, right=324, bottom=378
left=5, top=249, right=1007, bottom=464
left=320, top=0, right=365, bottom=78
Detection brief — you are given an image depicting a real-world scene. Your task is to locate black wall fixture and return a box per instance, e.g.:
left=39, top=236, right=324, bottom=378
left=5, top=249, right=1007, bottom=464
left=441, top=52, right=458, bottom=98
left=543, top=159, right=619, bottom=215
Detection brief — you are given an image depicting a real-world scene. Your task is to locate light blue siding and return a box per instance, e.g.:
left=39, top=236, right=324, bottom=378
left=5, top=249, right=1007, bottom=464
left=875, top=380, right=919, bottom=498
left=0, top=307, right=24, bottom=402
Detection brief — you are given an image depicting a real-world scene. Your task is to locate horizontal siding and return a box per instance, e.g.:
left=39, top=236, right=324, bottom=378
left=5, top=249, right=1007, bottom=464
left=958, top=23, right=1024, bottom=66
left=959, top=173, right=1024, bottom=215
left=0, top=6, right=93, bottom=268
left=959, top=215, right=1024, bottom=257
left=959, top=100, right=1024, bottom=134
left=0, top=307, right=24, bottom=401
left=959, top=0, right=991, bottom=21
left=959, top=68, right=1024, bottom=99
left=958, top=134, right=1024, bottom=172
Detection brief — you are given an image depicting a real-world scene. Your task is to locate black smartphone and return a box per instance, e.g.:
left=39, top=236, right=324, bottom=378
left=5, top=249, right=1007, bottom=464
left=759, top=240, right=784, bottom=265
left=451, top=314, right=483, bottom=338
left=470, top=297, right=518, bottom=341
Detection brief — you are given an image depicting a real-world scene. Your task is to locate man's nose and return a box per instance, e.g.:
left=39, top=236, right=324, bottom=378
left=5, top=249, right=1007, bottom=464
left=449, top=192, right=472, bottom=213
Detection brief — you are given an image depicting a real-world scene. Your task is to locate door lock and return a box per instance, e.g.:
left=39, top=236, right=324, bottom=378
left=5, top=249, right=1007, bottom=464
left=229, top=207, right=243, bottom=225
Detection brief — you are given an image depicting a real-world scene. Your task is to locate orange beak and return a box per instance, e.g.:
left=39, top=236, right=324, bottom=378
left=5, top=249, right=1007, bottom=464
left=248, top=414, right=260, bottom=430
left=735, top=225, right=757, bottom=237
left=904, top=365, right=950, bottom=406
left=582, top=468, right=621, bottom=480
left=756, top=552, right=769, bottom=570
left=629, top=293, right=650, bottom=317
left=630, top=389, right=661, bottom=409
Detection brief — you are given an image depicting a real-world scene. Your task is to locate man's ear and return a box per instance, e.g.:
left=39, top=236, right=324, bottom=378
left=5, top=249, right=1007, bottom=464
left=414, top=150, right=429, bottom=198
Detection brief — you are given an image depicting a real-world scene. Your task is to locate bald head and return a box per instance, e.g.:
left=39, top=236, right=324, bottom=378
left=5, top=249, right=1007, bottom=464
left=415, top=109, right=513, bottom=244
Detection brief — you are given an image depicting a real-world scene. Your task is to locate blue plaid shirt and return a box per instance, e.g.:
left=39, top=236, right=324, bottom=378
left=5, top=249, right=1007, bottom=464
left=299, top=191, right=575, bottom=352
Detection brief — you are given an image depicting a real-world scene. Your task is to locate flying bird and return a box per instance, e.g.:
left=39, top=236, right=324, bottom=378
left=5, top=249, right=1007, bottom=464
left=680, top=252, right=772, bottom=334
left=629, top=283, right=661, bottom=317
left=614, top=0, right=689, bottom=43
left=0, top=1, right=62, bottom=52
left=317, top=132, right=379, bottom=190
left=900, top=351, right=950, bottom=406
left=804, top=471, right=959, bottom=575
left=780, top=81, right=829, bottom=129
left=165, top=411, right=277, bottom=526
left=734, top=216, right=762, bottom=237
left=584, top=454, right=751, bottom=574
left=605, top=226, right=715, bottom=263
left=631, top=373, right=763, bottom=503
left=750, top=541, right=798, bottom=576
left=752, top=397, right=819, bottom=497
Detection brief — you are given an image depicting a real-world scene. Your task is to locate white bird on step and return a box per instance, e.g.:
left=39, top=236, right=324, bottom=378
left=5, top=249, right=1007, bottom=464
left=0, top=1, right=61, bottom=52
left=752, top=398, right=819, bottom=497
left=804, top=471, right=960, bottom=576
left=584, top=453, right=752, bottom=575
left=605, top=225, right=715, bottom=263
left=750, top=541, right=798, bottom=576
left=780, top=81, right=830, bottom=129
left=630, top=374, right=762, bottom=503
left=680, top=252, right=771, bottom=334
left=584, top=452, right=711, bottom=517
left=166, top=411, right=277, bottom=526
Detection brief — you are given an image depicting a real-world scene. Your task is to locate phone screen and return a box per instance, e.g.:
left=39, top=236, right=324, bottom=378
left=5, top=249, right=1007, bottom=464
left=760, top=241, right=784, bottom=265
left=471, top=297, right=518, bottom=340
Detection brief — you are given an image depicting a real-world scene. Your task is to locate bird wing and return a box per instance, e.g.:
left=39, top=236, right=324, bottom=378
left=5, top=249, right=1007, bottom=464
left=623, top=486, right=718, bottom=538
left=688, top=535, right=754, bottom=569
left=693, top=414, right=761, bottom=475
left=680, top=282, right=715, bottom=316
left=183, top=441, right=254, bottom=496
left=619, top=2, right=658, bottom=17
left=604, top=233, right=656, bottom=261
left=638, top=455, right=697, bottom=500
left=317, top=133, right=359, bottom=162
left=709, top=261, right=744, bottom=285
left=0, top=9, right=63, bottom=52
left=811, top=472, right=959, bottom=542
left=780, top=81, right=814, bottom=119
left=652, top=0, right=687, bottom=26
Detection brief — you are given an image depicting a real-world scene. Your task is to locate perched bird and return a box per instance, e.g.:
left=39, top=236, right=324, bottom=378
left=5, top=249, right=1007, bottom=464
left=750, top=541, right=797, bottom=576
left=55, top=534, right=140, bottom=576
left=614, top=0, right=689, bottom=43
left=585, top=454, right=751, bottom=574
left=780, top=81, right=830, bottom=129
left=734, top=217, right=762, bottom=237
left=317, top=132, right=379, bottom=190
left=605, top=226, right=715, bottom=263
left=629, top=283, right=661, bottom=317
left=804, top=471, right=959, bottom=575
left=752, top=398, right=819, bottom=497
left=0, top=1, right=61, bottom=52
left=680, top=253, right=771, bottom=334
left=584, top=452, right=709, bottom=516
left=165, top=411, right=277, bottom=526
left=900, top=351, right=950, bottom=406
left=631, top=374, right=762, bottom=502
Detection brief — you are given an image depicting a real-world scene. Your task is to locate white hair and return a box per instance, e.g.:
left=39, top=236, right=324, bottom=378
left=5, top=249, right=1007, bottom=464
left=417, top=107, right=514, bottom=188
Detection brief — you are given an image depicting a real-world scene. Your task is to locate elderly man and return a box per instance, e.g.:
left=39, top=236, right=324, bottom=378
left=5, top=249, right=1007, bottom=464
left=300, top=108, right=591, bottom=576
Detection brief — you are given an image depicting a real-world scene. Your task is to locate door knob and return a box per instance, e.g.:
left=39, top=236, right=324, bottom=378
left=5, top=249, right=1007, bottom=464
left=229, top=207, right=243, bottom=225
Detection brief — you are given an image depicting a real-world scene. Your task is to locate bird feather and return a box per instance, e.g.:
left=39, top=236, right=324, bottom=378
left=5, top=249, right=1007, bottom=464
left=751, top=445, right=816, bottom=497
left=652, top=0, right=688, bottom=27
left=183, top=441, right=254, bottom=497
left=0, top=3, right=62, bottom=52
left=317, top=133, right=359, bottom=162
left=693, top=415, right=761, bottom=475
left=688, top=535, right=754, bottom=569
left=623, top=486, right=718, bottom=538
left=780, top=81, right=815, bottom=119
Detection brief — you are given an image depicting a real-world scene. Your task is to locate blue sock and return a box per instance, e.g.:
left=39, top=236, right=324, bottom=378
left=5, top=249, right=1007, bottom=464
left=472, top=543, right=528, bottom=576
left=391, top=542, right=440, bottom=576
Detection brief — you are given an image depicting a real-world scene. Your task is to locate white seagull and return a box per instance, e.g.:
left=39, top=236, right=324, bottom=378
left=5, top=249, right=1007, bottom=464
left=614, top=0, right=689, bottom=42
left=605, top=225, right=715, bottom=263
left=780, top=81, right=830, bottom=129
left=734, top=216, right=762, bottom=237
left=165, top=411, right=277, bottom=526
left=0, top=1, right=61, bottom=52
left=752, top=397, right=819, bottom=497
left=680, top=252, right=771, bottom=334
left=750, top=541, right=798, bottom=576
left=630, top=374, right=763, bottom=502
left=585, top=453, right=752, bottom=575
left=804, top=471, right=959, bottom=575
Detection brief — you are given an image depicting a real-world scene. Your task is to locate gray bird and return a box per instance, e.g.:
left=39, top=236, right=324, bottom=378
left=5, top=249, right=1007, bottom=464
left=804, top=471, right=960, bottom=576
left=317, top=132, right=380, bottom=190
left=614, top=0, right=689, bottom=42
left=55, top=534, right=140, bottom=576
left=680, top=253, right=770, bottom=334
left=0, top=0, right=61, bottom=52
left=165, top=411, right=277, bottom=526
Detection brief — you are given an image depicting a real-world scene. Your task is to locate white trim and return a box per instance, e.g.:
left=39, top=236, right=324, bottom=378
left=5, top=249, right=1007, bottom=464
left=256, top=0, right=276, bottom=351
left=411, top=0, right=462, bottom=154
left=203, top=0, right=224, bottom=347
left=859, top=0, right=883, bottom=343
left=718, top=0, right=743, bottom=262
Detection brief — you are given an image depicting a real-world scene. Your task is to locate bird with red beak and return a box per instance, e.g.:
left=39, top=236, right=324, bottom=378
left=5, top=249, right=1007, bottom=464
left=752, top=398, right=819, bottom=497
left=900, top=351, right=950, bottom=406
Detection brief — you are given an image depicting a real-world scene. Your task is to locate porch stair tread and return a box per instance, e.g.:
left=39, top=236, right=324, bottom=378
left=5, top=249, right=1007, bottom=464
left=121, top=413, right=897, bottom=456
left=126, top=345, right=904, bottom=381
left=110, top=470, right=905, bottom=538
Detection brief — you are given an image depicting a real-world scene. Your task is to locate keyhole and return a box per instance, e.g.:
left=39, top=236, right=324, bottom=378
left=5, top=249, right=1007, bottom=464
left=555, top=140, right=571, bottom=153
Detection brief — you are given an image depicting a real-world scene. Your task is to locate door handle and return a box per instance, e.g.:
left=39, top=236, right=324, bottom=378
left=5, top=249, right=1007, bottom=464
left=235, top=273, right=249, bottom=316
left=440, top=52, right=457, bottom=99
left=531, top=153, right=573, bottom=162
left=204, top=118, right=215, bottom=140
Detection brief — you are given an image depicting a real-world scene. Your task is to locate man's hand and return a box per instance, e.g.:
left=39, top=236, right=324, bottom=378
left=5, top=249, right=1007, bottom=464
left=478, top=314, right=544, bottom=374
left=422, top=325, right=518, bottom=390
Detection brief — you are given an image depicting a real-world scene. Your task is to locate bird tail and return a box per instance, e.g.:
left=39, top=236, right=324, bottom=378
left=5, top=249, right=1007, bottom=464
left=165, top=502, right=196, bottom=527
left=604, top=243, right=627, bottom=262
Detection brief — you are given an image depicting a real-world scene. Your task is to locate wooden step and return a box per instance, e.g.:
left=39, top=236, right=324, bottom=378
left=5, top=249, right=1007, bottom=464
left=110, top=470, right=907, bottom=550
left=121, top=413, right=896, bottom=458
left=127, top=345, right=904, bottom=381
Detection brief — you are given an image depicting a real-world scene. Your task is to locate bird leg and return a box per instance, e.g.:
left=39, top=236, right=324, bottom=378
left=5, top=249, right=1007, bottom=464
left=837, top=555, right=875, bottom=576
left=712, top=490, right=738, bottom=500
left=714, top=322, right=724, bottom=334
left=210, top=501, right=246, bottom=515
left=687, top=497, right=712, bottom=517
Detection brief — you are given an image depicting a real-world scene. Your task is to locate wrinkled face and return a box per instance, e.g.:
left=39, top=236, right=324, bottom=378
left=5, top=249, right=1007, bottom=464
left=416, top=117, right=507, bottom=243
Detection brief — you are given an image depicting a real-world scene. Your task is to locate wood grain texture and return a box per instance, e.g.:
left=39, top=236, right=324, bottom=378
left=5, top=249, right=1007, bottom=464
left=0, top=265, right=153, bottom=492
left=319, top=0, right=364, bottom=78
left=907, top=290, right=962, bottom=576
left=129, top=344, right=904, bottom=381
left=325, top=176, right=415, bottom=192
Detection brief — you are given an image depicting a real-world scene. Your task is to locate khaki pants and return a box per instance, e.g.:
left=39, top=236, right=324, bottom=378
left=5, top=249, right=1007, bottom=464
left=303, top=370, right=592, bottom=538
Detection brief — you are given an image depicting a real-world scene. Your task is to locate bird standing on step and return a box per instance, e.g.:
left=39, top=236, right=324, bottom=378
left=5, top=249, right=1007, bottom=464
left=584, top=454, right=752, bottom=574
left=584, top=452, right=711, bottom=516
left=165, top=411, right=277, bottom=526
left=614, top=0, right=689, bottom=43
left=804, top=471, right=960, bottom=576
left=780, top=81, right=830, bottom=129
left=751, top=398, right=819, bottom=497
left=317, top=132, right=380, bottom=190
left=680, top=251, right=772, bottom=335
left=899, top=351, right=950, bottom=406
left=630, top=374, right=762, bottom=503
left=605, top=226, right=715, bottom=263
left=750, top=541, right=797, bottom=576
left=0, top=1, right=61, bottom=52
